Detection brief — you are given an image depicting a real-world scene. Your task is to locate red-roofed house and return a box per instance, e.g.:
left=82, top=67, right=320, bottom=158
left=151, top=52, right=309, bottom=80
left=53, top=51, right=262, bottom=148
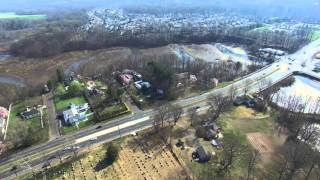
left=0, top=107, right=8, bottom=137
left=119, top=74, right=133, bottom=85
left=0, top=107, right=8, bottom=119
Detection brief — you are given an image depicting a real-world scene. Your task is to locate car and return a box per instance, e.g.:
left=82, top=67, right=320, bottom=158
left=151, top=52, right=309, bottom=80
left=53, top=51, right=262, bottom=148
left=63, top=146, right=72, bottom=151
left=96, top=125, right=102, bottom=129
left=72, top=146, right=80, bottom=149
left=90, top=137, right=98, bottom=141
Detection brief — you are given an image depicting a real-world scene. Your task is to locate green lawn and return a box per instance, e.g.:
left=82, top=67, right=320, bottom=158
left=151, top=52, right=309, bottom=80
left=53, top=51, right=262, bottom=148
left=6, top=97, right=49, bottom=150
left=61, top=116, right=94, bottom=135
left=96, top=103, right=130, bottom=121
left=0, top=12, right=46, bottom=20
left=55, top=96, right=87, bottom=112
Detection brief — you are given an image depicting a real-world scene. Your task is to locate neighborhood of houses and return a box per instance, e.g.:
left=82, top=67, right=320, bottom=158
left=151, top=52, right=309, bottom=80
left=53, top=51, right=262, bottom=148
left=0, top=64, right=224, bottom=162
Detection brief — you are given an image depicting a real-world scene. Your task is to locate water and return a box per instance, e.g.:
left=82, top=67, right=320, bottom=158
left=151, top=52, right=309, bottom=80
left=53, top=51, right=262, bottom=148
left=0, top=75, right=25, bottom=87
left=0, top=53, right=10, bottom=62
left=272, top=75, right=320, bottom=113
left=170, top=43, right=253, bottom=67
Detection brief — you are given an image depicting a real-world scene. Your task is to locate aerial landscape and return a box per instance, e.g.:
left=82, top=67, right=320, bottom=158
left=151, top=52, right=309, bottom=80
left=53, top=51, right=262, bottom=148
left=0, top=0, right=320, bottom=179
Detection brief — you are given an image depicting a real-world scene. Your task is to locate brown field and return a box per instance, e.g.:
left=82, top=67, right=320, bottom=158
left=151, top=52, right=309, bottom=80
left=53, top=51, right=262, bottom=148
left=0, top=45, right=176, bottom=86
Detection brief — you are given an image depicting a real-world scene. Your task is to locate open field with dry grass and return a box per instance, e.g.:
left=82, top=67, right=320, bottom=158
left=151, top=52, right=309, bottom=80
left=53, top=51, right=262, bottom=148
left=30, top=132, right=188, bottom=180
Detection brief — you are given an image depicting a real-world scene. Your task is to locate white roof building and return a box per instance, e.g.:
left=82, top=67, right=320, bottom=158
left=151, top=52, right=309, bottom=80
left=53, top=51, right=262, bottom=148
left=63, top=103, right=90, bottom=125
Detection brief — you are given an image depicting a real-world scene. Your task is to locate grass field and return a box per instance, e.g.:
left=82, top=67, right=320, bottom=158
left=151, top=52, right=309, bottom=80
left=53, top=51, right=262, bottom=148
left=54, top=96, right=87, bottom=112
left=6, top=97, right=49, bottom=150
left=0, top=12, right=46, bottom=20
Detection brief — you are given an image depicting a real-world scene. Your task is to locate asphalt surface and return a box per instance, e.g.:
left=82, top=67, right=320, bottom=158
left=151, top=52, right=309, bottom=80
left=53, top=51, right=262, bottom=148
left=1, top=39, right=320, bottom=179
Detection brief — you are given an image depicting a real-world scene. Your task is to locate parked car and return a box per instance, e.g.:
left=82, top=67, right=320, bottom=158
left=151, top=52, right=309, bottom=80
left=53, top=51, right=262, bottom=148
left=211, top=139, right=222, bottom=149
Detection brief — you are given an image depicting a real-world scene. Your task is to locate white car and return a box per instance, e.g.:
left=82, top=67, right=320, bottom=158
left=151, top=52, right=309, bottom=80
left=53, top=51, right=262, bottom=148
left=73, top=146, right=80, bottom=149
left=90, top=137, right=98, bottom=141
left=63, top=146, right=72, bottom=151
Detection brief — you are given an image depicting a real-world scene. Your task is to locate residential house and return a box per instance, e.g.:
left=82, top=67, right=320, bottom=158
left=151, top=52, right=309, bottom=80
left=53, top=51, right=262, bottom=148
left=20, top=107, right=40, bottom=120
left=63, top=103, right=90, bottom=125
left=175, top=72, right=197, bottom=87
left=119, top=74, right=134, bottom=85
left=211, top=78, right=219, bottom=88
left=193, top=146, right=211, bottom=162
left=123, top=69, right=142, bottom=81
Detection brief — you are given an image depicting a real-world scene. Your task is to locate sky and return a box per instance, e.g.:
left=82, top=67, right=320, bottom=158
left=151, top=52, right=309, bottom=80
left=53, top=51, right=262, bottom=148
left=0, top=0, right=319, bottom=21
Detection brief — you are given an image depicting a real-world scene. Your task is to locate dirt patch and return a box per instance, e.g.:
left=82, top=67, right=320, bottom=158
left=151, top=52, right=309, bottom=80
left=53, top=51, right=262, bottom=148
left=247, top=133, right=274, bottom=154
left=247, top=132, right=286, bottom=165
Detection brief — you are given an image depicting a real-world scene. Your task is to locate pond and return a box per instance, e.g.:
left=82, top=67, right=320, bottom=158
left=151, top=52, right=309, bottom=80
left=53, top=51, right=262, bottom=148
left=169, top=43, right=254, bottom=68
left=0, top=53, right=10, bottom=62
left=272, top=75, right=320, bottom=113
left=0, top=74, right=25, bottom=87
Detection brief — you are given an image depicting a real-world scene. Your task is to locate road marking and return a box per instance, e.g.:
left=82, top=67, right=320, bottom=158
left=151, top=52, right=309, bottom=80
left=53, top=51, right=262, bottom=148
left=75, top=116, right=150, bottom=144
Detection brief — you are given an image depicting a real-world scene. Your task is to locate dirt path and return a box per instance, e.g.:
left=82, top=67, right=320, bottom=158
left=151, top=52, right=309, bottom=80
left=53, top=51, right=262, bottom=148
left=122, top=93, right=141, bottom=113
left=43, top=93, right=60, bottom=139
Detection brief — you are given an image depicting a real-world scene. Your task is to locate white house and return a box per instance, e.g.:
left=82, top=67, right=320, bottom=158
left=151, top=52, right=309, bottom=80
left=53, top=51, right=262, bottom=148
left=63, top=103, right=90, bottom=125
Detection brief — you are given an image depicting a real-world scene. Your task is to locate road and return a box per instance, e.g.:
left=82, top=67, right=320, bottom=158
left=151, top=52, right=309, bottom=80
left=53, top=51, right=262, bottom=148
left=1, top=39, right=320, bottom=179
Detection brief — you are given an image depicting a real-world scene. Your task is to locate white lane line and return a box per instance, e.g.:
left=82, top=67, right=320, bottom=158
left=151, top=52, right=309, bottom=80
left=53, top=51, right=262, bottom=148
left=75, top=116, right=150, bottom=144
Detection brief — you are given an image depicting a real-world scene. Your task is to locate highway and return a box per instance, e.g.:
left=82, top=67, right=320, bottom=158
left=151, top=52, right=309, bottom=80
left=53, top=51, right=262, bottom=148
left=0, top=38, right=319, bottom=179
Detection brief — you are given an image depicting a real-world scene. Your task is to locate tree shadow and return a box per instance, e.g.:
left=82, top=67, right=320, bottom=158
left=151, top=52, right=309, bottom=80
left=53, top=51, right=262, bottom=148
left=94, top=158, right=113, bottom=172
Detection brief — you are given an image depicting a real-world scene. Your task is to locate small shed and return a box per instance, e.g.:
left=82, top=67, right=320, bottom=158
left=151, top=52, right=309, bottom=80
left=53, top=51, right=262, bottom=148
left=195, top=146, right=211, bottom=162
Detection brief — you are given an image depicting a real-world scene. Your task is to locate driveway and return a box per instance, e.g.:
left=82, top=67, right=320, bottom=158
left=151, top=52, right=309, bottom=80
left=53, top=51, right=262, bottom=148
left=43, top=93, right=60, bottom=139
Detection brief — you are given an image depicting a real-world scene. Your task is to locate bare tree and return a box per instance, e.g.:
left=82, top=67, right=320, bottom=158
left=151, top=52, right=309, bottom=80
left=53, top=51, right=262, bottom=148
left=170, top=104, right=183, bottom=125
left=207, top=93, right=230, bottom=121
left=187, top=107, right=197, bottom=127
left=153, top=114, right=162, bottom=132
left=243, top=79, right=252, bottom=95
left=228, top=85, right=237, bottom=102
left=156, top=104, right=172, bottom=128
left=280, top=141, right=312, bottom=180
left=246, top=150, right=259, bottom=180
left=217, top=133, right=244, bottom=177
